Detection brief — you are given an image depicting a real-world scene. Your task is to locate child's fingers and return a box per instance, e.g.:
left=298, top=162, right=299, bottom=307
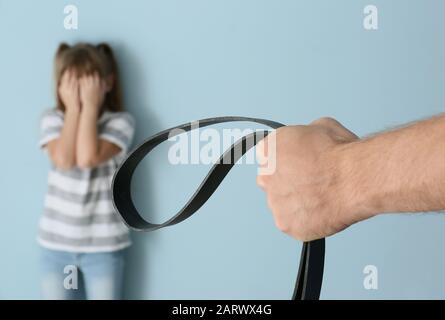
left=68, top=69, right=75, bottom=81
left=94, top=73, right=102, bottom=88
left=68, top=69, right=78, bottom=87
left=86, top=74, right=95, bottom=85
left=69, top=73, right=78, bottom=89
left=100, top=78, right=107, bottom=93
left=73, top=78, right=79, bottom=91
left=72, top=73, right=79, bottom=84
left=60, top=70, right=69, bottom=86
left=81, top=75, right=91, bottom=89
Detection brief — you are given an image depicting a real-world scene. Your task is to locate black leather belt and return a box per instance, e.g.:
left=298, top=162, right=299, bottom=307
left=111, top=116, right=325, bottom=300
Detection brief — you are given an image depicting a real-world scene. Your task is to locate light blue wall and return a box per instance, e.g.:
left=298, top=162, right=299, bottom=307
left=1, top=0, right=445, bottom=299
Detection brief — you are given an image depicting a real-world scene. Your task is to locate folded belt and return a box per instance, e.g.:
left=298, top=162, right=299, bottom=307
left=111, top=116, right=325, bottom=300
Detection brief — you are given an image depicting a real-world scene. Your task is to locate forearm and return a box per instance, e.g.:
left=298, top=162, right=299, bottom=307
left=76, top=106, right=100, bottom=168
left=50, top=109, right=79, bottom=169
left=337, top=115, right=445, bottom=221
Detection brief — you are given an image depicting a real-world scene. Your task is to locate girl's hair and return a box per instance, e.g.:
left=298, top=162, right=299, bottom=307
left=54, top=42, right=123, bottom=112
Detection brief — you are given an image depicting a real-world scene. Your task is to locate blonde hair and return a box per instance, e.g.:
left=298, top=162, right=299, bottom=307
left=54, top=42, right=123, bottom=112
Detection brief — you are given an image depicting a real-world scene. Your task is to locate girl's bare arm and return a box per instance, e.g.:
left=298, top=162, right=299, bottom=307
left=76, top=73, right=121, bottom=169
left=46, top=70, right=80, bottom=170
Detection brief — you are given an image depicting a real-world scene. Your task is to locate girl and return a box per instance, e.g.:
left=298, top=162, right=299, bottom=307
left=38, top=43, right=135, bottom=299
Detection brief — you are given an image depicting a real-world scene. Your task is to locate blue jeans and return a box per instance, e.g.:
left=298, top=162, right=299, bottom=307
left=40, top=247, right=126, bottom=300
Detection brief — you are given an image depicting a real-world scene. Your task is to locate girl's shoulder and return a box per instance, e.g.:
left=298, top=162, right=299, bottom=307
left=40, top=108, right=64, bottom=126
left=41, top=108, right=64, bottom=118
left=99, top=110, right=135, bottom=127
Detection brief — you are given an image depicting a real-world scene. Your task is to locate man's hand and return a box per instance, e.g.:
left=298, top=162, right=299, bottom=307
left=257, top=114, right=445, bottom=241
left=256, top=117, right=362, bottom=241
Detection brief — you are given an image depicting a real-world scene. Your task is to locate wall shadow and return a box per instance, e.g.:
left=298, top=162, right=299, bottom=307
left=114, top=44, right=161, bottom=299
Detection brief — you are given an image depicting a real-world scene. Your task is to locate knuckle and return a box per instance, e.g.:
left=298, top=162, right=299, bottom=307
left=292, top=223, right=309, bottom=241
left=256, top=175, right=265, bottom=187
left=256, top=174, right=270, bottom=186
left=311, top=116, right=338, bottom=127
left=274, top=217, right=290, bottom=233
left=289, top=215, right=310, bottom=241
left=293, top=231, right=305, bottom=241
left=266, top=194, right=276, bottom=210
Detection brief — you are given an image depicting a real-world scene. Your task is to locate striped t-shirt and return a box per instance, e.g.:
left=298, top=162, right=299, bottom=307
left=38, top=109, right=135, bottom=253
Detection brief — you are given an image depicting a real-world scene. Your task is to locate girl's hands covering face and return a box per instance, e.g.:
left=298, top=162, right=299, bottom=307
left=79, top=73, right=107, bottom=112
left=58, top=69, right=81, bottom=112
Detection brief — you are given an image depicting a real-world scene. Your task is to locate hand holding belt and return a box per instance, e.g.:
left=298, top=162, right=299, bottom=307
left=111, top=116, right=325, bottom=300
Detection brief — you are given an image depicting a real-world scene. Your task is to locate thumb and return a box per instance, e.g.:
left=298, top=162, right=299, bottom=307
left=310, top=117, right=358, bottom=142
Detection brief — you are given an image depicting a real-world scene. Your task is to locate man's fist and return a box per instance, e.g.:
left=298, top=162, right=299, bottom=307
left=256, top=117, right=361, bottom=241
